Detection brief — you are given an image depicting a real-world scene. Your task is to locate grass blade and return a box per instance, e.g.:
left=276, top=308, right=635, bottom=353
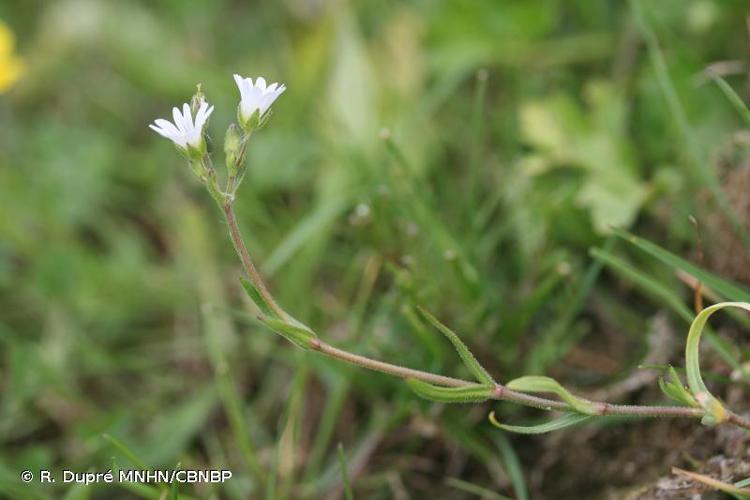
left=445, top=477, right=512, bottom=500
left=613, top=229, right=750, bottom=302
left=711, top=76, right=750, bottom=127
left=102, top=434, right=149, bottom=471
left=337, top=443, right=355, bottom=500
left=493, top=434, right=529, bottom=500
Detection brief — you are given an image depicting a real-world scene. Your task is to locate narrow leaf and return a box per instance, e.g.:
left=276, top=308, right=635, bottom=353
left=406, top=378, right=493, bottom=404
left=261, top=317, right=318, bottom=350
left=506, top=376, right=597, bottom=415
left=657, top=366, right=698, bottom=407
left=240, top=277, right=278, bottom=318
left=488, top=411, right=592, bottom=434
left=417, top=306, right=495, bottom=385
left=685, top=302, right=750, bottom=424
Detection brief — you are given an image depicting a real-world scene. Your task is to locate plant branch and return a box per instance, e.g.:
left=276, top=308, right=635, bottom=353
left=222, top=202, right=288, bottom=321
left=219, top=195, right=750, bottom=431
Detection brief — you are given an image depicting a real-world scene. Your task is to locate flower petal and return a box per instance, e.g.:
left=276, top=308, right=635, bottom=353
left=149, top=123, right=174, bottom=139
left=153, top=118, right=180, bottom=136
left=172, top=106, right=184, bottom=132
left=182, top=103, right=194, bottom=130
left=194, top=103, right=213, bottom=130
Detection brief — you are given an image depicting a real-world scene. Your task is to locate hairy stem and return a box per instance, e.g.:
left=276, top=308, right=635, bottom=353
left=220, top=198, right=750, bottom=431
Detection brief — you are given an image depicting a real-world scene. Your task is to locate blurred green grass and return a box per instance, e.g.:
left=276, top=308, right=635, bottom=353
left=1, top=0, right=749, bottom=498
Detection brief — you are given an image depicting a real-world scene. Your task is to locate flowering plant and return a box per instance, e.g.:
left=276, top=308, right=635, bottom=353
left=150, top=75, right=750, bottom=440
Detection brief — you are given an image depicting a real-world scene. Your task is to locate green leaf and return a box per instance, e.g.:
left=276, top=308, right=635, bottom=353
left=416, top=306, right=495, bottom=385
left=657, top=366, right=698, bottom=407
left=505, top=376, right=597, bottom=415
left=488, top=411, right=592, bottom=434
left=240, top=277, right=278, bottom=318
left=685, top=302, right=750, bottom=425
left=614, top=229, right=750, bottom=302
left=406, top=378, right=493, bottom=404
left=261, top=317, right=318, bottom=350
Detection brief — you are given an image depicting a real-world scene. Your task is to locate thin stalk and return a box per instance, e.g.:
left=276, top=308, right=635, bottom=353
left=222, top=202, right=288, bottom=321
left=220, top=196, right=750, bottom=431
left=311, top=335, right=750, bottom=427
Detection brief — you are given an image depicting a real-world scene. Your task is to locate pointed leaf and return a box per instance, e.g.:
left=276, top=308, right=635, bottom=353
left=240, top=277, right=278, bottom=318
left=506, top=376, right=597, bottom=415
left=261, top=317, right=318, bottom=350
left=417, top=306, right=495, bottom=385
left=488, top=411, right=592, bottom=434
left=406, top=378, right=493, bottom=404
left=657, top=366, right=698, bottom=407
left=685, top=302, right=750, bottom=424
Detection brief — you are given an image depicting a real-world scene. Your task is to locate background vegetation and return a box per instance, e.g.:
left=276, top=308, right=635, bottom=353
left=1, top=0, right=749, bottom=498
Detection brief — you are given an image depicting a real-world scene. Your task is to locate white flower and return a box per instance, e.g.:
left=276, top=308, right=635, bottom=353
left=149, top=101, right=214, bottom=151
left=233, top=74, right=285, bottom=125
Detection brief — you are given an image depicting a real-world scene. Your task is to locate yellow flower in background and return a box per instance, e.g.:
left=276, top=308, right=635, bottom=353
left=0, top=21, right=24, bottom=93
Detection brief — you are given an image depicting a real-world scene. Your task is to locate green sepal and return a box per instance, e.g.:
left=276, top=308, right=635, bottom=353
left=260, top=316, right=318, bottom=350
left=405, top=378, right=493, bottom=404
left=488, top=411, right=592, bottom=434
left=506, top=376, right=597, bottom=415
left=416, top=306, right=495, bottom=385
left=238, top=106, right=270, bottom=134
